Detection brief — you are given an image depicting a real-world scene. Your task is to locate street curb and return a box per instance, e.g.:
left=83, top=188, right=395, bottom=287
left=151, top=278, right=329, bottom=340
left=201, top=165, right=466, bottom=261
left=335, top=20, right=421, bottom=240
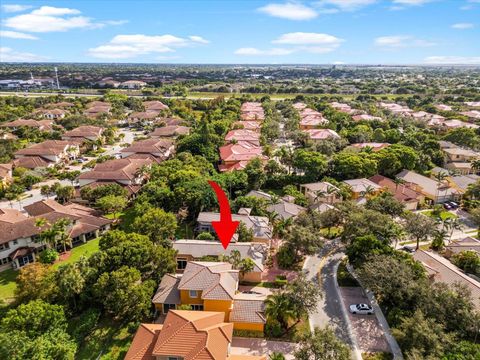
left=346, top=264, right=404, bottom=360
left=333, top=261, right=363, bottom=360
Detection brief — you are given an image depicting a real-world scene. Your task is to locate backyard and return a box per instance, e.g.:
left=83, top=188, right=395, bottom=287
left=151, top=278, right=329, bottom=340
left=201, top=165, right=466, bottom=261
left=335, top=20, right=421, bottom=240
left=0, top=238, right=101, bottom=303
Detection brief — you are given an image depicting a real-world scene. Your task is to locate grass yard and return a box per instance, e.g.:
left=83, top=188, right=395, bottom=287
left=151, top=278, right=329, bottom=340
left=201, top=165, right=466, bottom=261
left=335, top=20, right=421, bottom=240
left=53, top=238, right=100, bottom=269
left=0, top=268, right=18, bottom=303
left=75, top=317, right=135, bottom=360
left=423, top=210, right=458, bottom=221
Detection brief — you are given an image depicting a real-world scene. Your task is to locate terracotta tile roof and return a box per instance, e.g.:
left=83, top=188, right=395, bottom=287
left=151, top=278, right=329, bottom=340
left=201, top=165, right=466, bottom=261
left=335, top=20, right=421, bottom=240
left=233, top=121, right=261, bottom=131
left=79, top=158, right=151, bottom=181
left=13, top=156, right=52, bottom=169
left=152, top=311, right=233, bottom=360
left=128, top=111, right=160, bottom=121
left=77, top=180, right=141, bottom=196
left=143, top=100, right=169, bottom=111
left=178, top=262, right=239, bottom=300
left=246, top=190, right=306, bottom=220
left=225, top=129, right=260, bottom=145
left=121, top=138, right=174, bottom=158
left=445, top=237, right=480, bottom=255
left=15, top=140, right=77, bottom=157
left=304, top=129, right=340, bottom=140
left=219, top=143, right=265, bottom=162
left=369, top=175, right=423, bottom=203
left=63, top=125, right=103, bottom=139
left=124, top=323, right=163, bottom=360
left=1, top=199, right=111, bottom=245
left=1, top=119, right=54, bottom=130
left=149, top=125, right=190, bottom=137
left=0, top=208, right=27, bottom=224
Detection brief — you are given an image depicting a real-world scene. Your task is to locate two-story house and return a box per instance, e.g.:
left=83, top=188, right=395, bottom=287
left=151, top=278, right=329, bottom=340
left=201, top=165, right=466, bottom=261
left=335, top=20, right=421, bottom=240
left=300, top=181, right=342, bottom=205
left=61, top=125, right=104, bottom=143
left=0, top=200, right=112, bottom=271
left=78, top=158, right=152, bottom=187
left=125, top=310, right=266, bottom=360
left=197, top=209, right=272, bottom=245
left=120, top=138, right=175, bottom=162
left=443, top=147, right=480, bottom=175
left=152, top=261, right=267, bottom=332
left=172, top=239, right=268, bottom=282
left=13, top=140, right=79, bottom=169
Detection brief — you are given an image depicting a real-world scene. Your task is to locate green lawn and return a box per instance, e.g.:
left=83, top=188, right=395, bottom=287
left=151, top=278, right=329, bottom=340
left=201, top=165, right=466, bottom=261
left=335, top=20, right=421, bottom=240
left=75, top=317, right=135, bottom=360
left=53, top=238, right=100, bottom=269
left=0, top=268, right=19, bottom=303
left=423, top=210, right=458, bottom=221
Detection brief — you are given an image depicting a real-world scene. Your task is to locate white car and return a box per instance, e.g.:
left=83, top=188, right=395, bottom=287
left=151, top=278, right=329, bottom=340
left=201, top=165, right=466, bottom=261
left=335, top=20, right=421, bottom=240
left=349, top=303, right=374, bottom=315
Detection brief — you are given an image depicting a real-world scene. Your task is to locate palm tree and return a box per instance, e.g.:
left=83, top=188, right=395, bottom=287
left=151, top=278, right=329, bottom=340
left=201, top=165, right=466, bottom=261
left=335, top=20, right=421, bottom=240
left=471, top=159, right=480, bottom=174
left=360, top=185, right=377, bottom=199
left=55, top=218, right=73, bottom=253
left=270, top=353, right=286, bottom=360
left=314, top=190, right=327, bottom=203
left=444, top=217, right=463, bottom=243
left=431, top=228, right=448, bottom=251
left=265, top=293, right=296, bottom=332
left=393, top=177, right=406, bottom=191
left=434, top=171, right=448, bottom=203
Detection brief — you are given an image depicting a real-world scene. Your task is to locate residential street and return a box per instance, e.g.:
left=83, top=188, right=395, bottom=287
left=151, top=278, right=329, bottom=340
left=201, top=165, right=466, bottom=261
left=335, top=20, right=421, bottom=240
left=303, top=241, right=352, bottom=344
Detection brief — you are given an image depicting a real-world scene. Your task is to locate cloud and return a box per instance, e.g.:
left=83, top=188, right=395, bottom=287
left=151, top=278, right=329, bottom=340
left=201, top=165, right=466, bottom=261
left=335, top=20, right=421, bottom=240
left=374, top=35, right=435, bottom=48
left=3, top=6, right=126, bottom=33
left=88, top=34, right=209, bottom=59
left=189, top=35, right=210, bottom=44
left=315, top=0, right=378, bottom=11
left=0, top=47, right=46, bottom=62
left=273, top=32, right=343, bottom=45
left=258, top=2, right=318, bottom=20
left=0, top=30, right=38, bottom=40
left=235, top=47, right=295, bottom=56
left=1, top=4, right=32, bottom=13
left=451, top=23, right=474, bottom=29
left=392, top=0, right=435, bottom=5
left=424, top=56, right=480, bottom=64
left=235, top=32, right=343, bottom=56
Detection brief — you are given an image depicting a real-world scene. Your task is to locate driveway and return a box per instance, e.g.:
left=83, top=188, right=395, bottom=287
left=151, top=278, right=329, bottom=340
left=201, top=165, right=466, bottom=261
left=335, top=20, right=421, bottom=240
left=303, top=241, right=351, bottom=344
left=231, top=337, right=297, bottom=360
left=340, top=287, right=390, bottom=353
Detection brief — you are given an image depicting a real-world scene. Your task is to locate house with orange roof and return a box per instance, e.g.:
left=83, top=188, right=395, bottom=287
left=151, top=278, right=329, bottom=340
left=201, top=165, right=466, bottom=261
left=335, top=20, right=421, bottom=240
left=62, top=125, right=104, bottom=143
left=350, top=142, right=390, bottom=152
left=233, top=121, right=262, bottom=132
left=304, top=129, right=340, bottom=143
left=152, top=262, right=267, bottom=332
left=218, top=143, right=267, bottom=172
left=14, top=140, right=80, bottom=168
left=120, top=138, right=175, bottom=161
left=225, top=129, right=261, bottom=146
left=1, top=119, right=55, bottom=132
left=125, top=310, right=266, bottom=360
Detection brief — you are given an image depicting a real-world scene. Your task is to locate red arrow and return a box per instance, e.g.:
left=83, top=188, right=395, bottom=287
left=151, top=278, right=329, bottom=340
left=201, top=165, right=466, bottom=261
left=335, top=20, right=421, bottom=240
left=208, top=180, right=239, bottom=249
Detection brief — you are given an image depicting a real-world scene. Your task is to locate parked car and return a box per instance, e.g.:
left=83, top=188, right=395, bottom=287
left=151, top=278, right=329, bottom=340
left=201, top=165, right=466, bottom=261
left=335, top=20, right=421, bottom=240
left=446, top=201, right=459, bottom=209
left=400, top=245, right=415, bottom=253
left=349, top=303, right=374, bottom=315
left=443, top=203, right=452, bottom=210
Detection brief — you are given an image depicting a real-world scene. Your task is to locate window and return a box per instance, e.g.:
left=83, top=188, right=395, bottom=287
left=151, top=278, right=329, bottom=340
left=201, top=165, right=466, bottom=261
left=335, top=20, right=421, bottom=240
left=12, top=240, right=18, bottom=245
left=0, top=243, right=10, bottom=251
left=168, top=357, right=179, bottom=360
left=177, top=258, right=187, bottom=270
left=189, top=290, right=198, bottom=298
left=163, top=304, right=176, bottom=314
left=1, top=257, right=11, bottom=265
left=190, top=304, right=204, bottom=311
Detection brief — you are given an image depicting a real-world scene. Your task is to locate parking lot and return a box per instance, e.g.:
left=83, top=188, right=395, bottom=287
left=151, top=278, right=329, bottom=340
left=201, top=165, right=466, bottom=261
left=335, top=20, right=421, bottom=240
left=339, top=287, right=391, bottom=353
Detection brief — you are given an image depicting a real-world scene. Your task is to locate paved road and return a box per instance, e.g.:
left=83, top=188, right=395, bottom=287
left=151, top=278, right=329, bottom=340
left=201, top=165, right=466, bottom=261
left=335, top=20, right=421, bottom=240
left=303, top=241, right=351, bottom=343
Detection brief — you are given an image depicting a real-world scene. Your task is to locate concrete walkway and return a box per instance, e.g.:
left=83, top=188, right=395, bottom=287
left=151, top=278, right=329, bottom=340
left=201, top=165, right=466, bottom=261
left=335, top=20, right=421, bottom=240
left=231, top=337, right=297, bottom=360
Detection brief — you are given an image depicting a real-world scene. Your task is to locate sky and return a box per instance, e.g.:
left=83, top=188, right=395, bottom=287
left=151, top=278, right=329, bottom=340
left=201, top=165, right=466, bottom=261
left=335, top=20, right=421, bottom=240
left=0, top=0, right=479, bottom=64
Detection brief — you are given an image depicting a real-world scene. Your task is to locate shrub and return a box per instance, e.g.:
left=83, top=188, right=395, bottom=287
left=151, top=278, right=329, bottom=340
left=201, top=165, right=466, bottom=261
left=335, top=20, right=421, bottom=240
left=39, top=249, right=59, bottom=264
left=70, top=308, right=101, bottom=342
left=277, top=245, right=296, bottom=269
left=265, top=319, right=283, bottom=338
left=196, top=232, right=215, bottom=240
